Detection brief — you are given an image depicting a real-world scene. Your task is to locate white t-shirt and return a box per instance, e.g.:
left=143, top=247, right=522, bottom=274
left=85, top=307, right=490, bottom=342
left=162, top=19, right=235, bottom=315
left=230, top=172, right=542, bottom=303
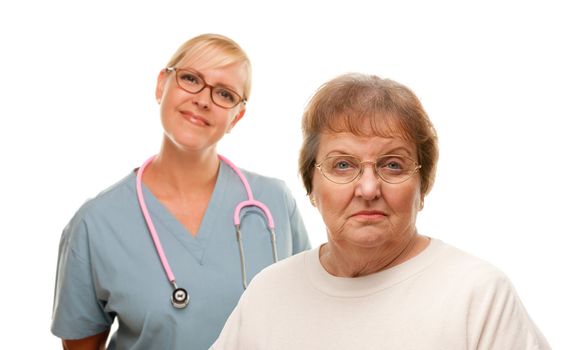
left=211, top=238, right=550, bottom=350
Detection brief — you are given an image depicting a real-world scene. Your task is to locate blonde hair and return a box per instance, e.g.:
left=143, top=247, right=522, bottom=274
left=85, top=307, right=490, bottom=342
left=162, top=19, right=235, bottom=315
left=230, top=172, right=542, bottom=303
left=166, top=33, right=252, bottom=100
left=299, top=73, right=439, bottom=197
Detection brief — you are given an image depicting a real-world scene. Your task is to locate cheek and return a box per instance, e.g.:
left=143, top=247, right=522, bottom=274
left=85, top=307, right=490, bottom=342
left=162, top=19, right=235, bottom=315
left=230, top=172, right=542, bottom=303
left=158, top=77, right=176, bottom=104
left=159, top=88, right=180, bottom=115
left=159, top=97, right=177, bottom=129
left=383, top=182, right=421, bottom=217
left=312, top=177, right=352, bottom=222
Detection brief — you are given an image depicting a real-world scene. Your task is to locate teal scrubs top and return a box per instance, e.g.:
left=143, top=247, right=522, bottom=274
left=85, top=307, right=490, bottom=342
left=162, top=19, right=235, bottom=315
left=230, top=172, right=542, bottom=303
left=51, top=160, right=311, bottom=349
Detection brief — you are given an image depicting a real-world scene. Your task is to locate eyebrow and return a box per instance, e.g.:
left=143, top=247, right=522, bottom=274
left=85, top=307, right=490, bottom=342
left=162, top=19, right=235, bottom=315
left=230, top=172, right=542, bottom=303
left=324, top=146, right=414, bottom=159
left=381, top=146, right=414, bottom=157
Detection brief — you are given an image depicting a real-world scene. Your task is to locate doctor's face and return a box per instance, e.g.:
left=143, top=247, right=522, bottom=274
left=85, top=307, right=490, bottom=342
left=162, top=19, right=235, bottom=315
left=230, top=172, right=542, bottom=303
left=311, top=131, right=423, bottom=250
left=155, top=57, right=247, bottom=153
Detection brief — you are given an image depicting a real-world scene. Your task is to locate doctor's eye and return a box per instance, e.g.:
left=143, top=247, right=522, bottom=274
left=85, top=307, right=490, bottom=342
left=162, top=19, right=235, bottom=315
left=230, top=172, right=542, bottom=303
left=178, top=72, right=202, bottom=86
left=214, top=88, right=237, bottom=103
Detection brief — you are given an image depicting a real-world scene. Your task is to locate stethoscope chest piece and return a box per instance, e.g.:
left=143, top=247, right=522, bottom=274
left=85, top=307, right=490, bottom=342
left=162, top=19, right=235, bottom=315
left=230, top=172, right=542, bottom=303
left=171, top=287, right=189, bottom=309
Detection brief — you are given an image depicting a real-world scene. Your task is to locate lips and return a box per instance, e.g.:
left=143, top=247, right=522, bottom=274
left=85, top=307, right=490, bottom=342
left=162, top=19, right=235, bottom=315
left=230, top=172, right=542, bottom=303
left=351, top=210, right=387, bottom=220
left=180, top=110, right=210, bottom=126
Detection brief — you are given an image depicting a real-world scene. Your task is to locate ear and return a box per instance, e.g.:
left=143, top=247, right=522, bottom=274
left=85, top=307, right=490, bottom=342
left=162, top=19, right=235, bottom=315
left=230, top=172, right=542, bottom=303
left=309, top=193, right=317, bottom=207
left=227, top=108, right=246, bottom=132
left=155, top=69, right=168, bottom=104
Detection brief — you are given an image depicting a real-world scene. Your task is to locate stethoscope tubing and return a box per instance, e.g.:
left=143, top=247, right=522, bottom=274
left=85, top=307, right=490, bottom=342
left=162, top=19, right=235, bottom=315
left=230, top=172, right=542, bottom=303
left=136, top=154, right=278, bottom=307
left=136, top=155, right=176, bottom=283
left=221, top=156, right=275, bottom=229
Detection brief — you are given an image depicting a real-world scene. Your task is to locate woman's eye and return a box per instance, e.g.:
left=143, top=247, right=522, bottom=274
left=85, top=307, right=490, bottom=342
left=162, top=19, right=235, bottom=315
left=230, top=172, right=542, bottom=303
left=378, top=157, right=404, bottom=171
left=336, top=161, right=350, bottom=169
left=216, top=88, right=236, bottom=102
left=180, top=73, right=201, bottom=85
left=387, top=161, right=403, bottom=169
left=332, top=159, right=356, bottom=170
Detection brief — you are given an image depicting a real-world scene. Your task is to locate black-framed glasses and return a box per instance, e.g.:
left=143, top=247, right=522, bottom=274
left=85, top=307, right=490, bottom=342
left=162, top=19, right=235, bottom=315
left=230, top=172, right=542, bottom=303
left=166, top=67, right=246, bottom=109
left=315, top=154, right=421, bottom=185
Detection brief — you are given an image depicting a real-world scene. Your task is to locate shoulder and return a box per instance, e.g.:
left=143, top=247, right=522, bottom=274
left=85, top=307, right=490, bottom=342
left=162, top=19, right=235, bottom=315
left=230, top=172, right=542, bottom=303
left=247, top=248, right=312, bottom=288
left=434, top=240, right=507, bottom=276
left=431, top=241, right=551, bottom=349
left=61, top=173, right=136, bottom=246
left=239, top=167, right=290, bottom=195
left=73, top=173, right=135, bottom=218
left=230, top=165, right=299, bottom=209
left=430, top=240, right=518, bottom=301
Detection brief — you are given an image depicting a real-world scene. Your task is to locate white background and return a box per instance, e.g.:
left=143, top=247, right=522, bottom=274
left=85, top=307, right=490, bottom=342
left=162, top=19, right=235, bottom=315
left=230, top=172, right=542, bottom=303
left=1, top=0, right=580, bottom=348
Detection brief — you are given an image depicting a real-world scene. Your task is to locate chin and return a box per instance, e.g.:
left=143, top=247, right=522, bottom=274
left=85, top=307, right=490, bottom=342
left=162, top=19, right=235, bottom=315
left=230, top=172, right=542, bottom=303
left=346, top=230, right=392, bottom=249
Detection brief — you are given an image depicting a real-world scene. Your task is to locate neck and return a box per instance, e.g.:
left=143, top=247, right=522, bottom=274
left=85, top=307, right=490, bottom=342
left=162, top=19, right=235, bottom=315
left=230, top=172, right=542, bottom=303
left=143, top=143, right=220, bottom=197
left=319, top=233, right=429, bottom=278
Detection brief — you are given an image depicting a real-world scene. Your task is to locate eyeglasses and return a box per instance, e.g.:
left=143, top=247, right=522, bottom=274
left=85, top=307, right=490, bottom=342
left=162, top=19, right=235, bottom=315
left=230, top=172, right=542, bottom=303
left=166, top=67, right=246, bottom=109
left=315, top=154, right=421, bottom=185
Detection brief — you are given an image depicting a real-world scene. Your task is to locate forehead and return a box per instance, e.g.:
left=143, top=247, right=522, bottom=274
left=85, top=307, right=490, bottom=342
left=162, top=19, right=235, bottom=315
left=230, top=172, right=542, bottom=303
left=181, top=59, right=247, bottom=89
left=318, top=131, right=417, bottom=158
left=181, top=51, right=247, bottom=85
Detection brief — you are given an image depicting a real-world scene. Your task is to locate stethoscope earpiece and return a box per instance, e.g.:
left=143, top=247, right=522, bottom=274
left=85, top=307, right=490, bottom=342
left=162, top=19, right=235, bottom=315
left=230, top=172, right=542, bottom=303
left=171, top=287, right=189, bottom=309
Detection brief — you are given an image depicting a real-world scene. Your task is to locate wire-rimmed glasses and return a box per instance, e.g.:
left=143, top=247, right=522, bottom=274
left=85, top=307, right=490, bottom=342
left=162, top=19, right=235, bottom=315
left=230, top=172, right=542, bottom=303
left=315, top=154, right=421, bottom=185
left=166, top=67, right=246, bottom=109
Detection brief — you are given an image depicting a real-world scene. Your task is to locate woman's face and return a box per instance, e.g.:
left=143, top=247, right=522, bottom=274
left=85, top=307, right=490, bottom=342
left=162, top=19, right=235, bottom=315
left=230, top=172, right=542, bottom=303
left=311, top=131, right=422, bottom=250
left=155, top=56, right=247, bottom=153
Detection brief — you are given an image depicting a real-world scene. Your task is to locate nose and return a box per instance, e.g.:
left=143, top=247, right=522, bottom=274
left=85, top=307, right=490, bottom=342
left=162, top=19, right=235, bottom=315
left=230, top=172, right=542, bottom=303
left=354, top=164, right=381, bottom=200
left=192, top=86, right=212, bottom=109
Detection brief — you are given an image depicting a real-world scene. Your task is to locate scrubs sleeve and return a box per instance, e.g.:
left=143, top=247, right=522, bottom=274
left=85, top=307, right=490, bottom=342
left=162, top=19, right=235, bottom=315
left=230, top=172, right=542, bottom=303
left=51, top=213, right=113, bottom=340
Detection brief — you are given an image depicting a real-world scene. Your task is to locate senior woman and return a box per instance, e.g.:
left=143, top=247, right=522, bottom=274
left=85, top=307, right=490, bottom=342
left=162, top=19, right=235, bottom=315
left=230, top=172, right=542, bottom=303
left=210, top=73, right=551, bottom=349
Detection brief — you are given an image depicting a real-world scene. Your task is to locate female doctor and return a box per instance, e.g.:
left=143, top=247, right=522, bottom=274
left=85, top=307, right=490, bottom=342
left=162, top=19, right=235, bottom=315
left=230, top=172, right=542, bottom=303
left=51, top=33, right=311, bottom=350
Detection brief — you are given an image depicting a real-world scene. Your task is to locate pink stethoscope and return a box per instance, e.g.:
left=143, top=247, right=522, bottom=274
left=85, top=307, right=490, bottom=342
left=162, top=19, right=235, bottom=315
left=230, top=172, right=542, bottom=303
left=136, top=154, right=279, bottom=309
